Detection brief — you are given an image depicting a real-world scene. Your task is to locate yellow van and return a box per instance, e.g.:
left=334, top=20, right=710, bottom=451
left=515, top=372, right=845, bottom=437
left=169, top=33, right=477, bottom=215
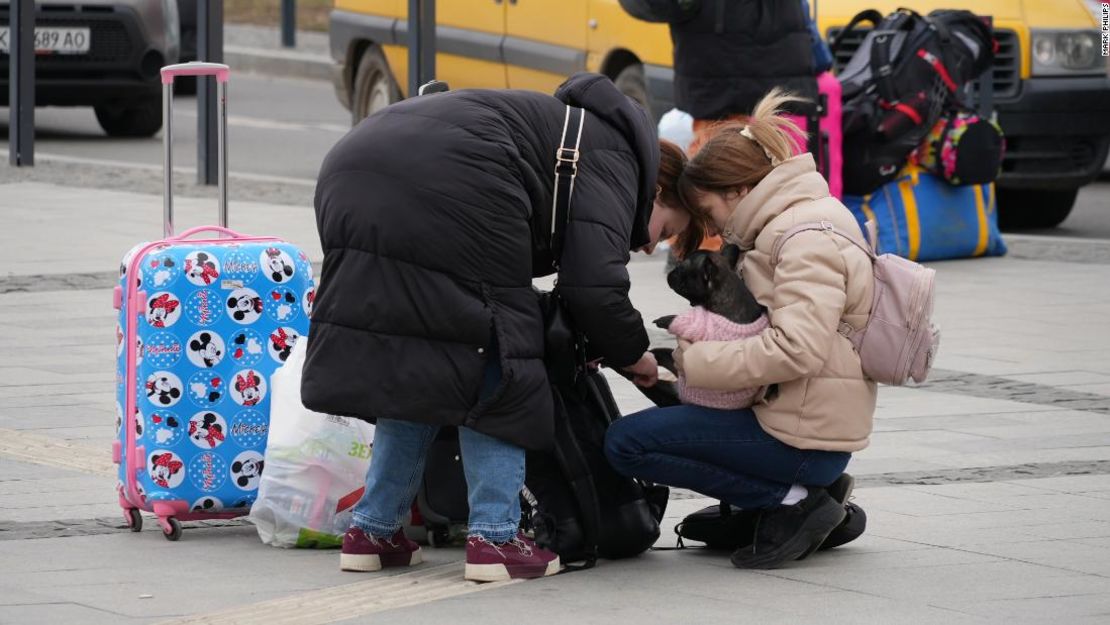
left=329, top=0, right=1110, bottom=228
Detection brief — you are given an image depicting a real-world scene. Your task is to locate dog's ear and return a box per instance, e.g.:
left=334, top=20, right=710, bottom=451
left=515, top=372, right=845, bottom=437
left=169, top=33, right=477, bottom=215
left=653, top=315, right=676, bottom=330
left=701, top=254, right=717, bottom=287
left=721, top=244, right=742, bottom=270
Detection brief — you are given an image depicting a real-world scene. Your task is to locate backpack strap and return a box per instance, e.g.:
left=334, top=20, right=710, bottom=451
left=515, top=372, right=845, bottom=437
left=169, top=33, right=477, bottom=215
left=771, top=220, right=878, bottom=342
left=829, top=9, right=884, bottom=56
left=870, top=31, right=900, bottom=105
left=551, top=105, right=587, bottom=270
left=549, top=387, right=601, bottom=569
left=770, top=220, right=878, bottom=267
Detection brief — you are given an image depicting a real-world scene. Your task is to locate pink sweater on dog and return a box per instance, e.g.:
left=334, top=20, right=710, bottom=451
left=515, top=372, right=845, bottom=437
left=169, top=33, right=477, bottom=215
left=668, top=307, right=770, bottom=410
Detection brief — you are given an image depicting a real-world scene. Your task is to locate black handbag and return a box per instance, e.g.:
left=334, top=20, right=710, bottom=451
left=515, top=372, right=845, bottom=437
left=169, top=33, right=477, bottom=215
left=527, top=106, right=668, bottom=567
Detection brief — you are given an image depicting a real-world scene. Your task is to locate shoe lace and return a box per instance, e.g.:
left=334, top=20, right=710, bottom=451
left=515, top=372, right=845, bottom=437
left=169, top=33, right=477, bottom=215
left=509, top=535, right=533, bottom=557
left=364, top=532, right=400, bottom=549
left=469, top=534, right=506, bottom=557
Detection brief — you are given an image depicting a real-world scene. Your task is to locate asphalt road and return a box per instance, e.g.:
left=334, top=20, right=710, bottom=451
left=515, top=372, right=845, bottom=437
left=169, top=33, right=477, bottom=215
left=2, top=71, right=1108, bottom=238
left=0, top=73, right=349, bottom=183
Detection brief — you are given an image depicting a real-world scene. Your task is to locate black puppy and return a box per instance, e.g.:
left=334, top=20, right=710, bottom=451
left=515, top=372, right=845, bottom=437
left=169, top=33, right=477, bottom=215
left=655, top=244, right=765, bottom=330
left=612, top=245, right=764, bottom=407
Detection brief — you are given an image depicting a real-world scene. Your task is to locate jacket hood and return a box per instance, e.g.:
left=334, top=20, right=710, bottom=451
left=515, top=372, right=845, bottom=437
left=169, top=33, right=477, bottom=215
left=555, top=72, right=658, bottom=250
left=724, top=153, right=831, bottom=250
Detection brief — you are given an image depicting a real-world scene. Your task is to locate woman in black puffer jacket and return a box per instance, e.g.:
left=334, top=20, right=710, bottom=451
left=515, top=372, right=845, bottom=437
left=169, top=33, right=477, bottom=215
left=304, top=73, right=701, bottom=582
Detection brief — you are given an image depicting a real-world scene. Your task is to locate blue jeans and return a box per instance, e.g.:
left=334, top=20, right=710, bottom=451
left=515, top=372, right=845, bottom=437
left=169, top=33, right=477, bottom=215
left=350, top=333, right=524, bottom=543
left=604, top=405, right=851, bottom=509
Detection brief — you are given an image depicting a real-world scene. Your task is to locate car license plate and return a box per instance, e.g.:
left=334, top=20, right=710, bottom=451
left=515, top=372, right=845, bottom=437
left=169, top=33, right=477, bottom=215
left=0, top=27, right=91, bottom=55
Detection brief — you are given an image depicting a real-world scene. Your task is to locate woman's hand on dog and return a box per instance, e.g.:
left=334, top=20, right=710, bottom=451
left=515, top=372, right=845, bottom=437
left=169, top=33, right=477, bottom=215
left=673, top=339, right=692, bottom=376
left=623, top=351, right=659, bottom=388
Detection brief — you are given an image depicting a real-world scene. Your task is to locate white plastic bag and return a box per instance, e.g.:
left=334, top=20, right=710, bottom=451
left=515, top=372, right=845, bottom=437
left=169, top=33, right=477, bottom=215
left=250, top=338, right=375, bottom=548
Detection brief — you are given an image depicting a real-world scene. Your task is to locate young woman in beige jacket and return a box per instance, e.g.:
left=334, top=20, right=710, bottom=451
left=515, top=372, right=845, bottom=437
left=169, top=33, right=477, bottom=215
left=605, top=89, right=877, bottom=570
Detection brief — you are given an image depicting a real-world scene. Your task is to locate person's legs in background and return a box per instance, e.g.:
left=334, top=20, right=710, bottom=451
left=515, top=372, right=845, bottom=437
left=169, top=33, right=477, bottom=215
left=341, top=418, right=437, bottom=572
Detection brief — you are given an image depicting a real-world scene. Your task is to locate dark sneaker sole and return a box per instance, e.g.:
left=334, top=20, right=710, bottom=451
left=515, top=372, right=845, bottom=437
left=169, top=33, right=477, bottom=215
left=340, top=548, right=423, bottom=572
left=732, top=500, right=846, bottom=570
left=813, top=474, right=861, bottom=554
left=819, top=502, right=867, bottom=551
left=826, top=474, right=855, bottom=505
left=465, top=558, right=561, bottom=582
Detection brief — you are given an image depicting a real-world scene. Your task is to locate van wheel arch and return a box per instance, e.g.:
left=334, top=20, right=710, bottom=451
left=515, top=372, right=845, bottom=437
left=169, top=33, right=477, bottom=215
left=603, top=50, right=651, bottom=118
left=351, top=43, right=402, bottom=125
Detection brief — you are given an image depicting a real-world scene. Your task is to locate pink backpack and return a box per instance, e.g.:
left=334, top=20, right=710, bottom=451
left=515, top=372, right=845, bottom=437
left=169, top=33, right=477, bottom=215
left=771, top=221, right=940, bottom=385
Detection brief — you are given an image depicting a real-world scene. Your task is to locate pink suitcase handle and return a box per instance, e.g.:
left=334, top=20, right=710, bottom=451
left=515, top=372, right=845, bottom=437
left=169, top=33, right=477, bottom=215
left=162, top=62, right=230, bottom=238
left=169, top=225, right=259, bottom=241
left=161, top=62, right=230, bottom=84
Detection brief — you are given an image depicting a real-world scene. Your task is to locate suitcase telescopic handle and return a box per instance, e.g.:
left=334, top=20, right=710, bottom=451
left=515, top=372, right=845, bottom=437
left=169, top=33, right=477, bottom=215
left=160, top=62, right=230, bottom=239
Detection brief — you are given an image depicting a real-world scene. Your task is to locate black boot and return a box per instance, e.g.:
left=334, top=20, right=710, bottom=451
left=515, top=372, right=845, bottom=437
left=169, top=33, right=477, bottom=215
left=730, top=488, right=846, bottom=570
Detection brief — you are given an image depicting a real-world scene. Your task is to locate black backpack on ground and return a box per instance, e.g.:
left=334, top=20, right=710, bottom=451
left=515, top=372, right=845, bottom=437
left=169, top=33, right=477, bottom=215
left=831, top=8, right=994, bottom=195
left=524, top=364, right=670, bottom=565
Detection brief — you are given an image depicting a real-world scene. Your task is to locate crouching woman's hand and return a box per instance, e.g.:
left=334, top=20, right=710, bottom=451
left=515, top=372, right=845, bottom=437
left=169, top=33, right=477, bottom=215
left=622, top=351, right=659, bottom=387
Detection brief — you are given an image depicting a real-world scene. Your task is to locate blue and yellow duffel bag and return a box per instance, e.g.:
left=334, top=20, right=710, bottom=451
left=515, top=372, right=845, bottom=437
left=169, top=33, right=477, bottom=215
left=842, top=166, right=1007, bottom=262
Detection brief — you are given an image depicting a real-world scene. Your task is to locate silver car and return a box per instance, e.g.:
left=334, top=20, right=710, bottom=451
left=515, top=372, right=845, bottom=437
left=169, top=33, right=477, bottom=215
left=1, top=0, right=180, bottom=137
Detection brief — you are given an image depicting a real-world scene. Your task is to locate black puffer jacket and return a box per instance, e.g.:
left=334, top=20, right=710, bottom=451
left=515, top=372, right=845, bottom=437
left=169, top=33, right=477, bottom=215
left=303, top=74, right=656, bottom=451
left=666, top=0, right=817, bottom=119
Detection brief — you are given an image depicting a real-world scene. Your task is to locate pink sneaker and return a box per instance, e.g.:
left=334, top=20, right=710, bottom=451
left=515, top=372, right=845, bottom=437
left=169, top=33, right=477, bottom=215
left=464, top=531, right=561, bottom=582
left=340, top=527, right=423, bottom=572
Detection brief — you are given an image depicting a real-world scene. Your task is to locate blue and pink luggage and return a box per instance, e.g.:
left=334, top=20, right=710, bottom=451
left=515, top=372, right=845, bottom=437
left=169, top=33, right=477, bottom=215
left=841, top=165, right=1006, bottom=262
left=113, top=63, right=315, bottom=540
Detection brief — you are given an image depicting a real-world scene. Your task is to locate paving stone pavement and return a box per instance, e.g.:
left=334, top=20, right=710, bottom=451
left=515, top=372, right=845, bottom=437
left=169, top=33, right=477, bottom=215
left=1, top=183, right=1109, bottom=624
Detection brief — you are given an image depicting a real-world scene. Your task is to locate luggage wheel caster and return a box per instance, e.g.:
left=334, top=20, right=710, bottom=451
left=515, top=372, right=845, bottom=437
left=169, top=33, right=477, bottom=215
left=127, top=508, right=143, bottom=533
left=428, top=526, right=450, bottom=548
left=161, top=517, right=182, bottom=541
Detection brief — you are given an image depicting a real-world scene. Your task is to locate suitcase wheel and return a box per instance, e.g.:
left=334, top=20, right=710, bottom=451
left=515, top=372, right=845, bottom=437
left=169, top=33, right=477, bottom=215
left=161, top=517, right=182, bottom=542
left=127, top=508, right=143, bottom=533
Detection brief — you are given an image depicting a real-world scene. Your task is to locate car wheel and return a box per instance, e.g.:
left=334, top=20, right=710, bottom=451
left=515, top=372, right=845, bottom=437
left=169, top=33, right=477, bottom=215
left=614, top=63, right=651, bottom=118
left=997, top=188, right=1078, bottom=230
left=95, top=98, right=163, bottom=138
left=352, top=45, right=400, bottom=124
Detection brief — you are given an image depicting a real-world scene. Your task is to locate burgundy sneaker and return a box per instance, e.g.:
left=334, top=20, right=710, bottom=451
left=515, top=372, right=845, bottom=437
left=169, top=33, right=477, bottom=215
left=464, top=531, right=561, bottom=582
left=340, top=527, right=423, bottom=572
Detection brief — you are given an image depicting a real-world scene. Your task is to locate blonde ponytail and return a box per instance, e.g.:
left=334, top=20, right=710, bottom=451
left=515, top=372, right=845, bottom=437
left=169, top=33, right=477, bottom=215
left=678, top=88, right=810, bottom=208
left=746, top=88, right=807, bottom=165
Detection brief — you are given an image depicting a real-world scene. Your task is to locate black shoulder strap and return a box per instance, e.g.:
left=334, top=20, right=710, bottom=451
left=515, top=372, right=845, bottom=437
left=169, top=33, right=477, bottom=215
left=551, top=105, right=586, bottom=270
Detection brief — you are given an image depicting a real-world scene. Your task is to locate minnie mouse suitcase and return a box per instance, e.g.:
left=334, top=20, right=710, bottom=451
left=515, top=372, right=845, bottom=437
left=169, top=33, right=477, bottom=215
left=113, top=63, right=315, bottom=540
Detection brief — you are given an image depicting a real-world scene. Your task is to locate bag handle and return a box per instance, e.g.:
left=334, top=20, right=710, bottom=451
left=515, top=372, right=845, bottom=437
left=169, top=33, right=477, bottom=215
left=770, top=220, right=878, bottom=266
left=550, top=105, right=586, bottom=270
left=828, top=9, right=884, bottom=56
left=161, top=62, right=230, bottom=239
left=167, top=225, right=263, bottom=242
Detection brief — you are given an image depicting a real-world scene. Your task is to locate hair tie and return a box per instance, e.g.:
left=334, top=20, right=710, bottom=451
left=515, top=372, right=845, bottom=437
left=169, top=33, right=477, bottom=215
left=740, top=125, right=780, bottom=166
